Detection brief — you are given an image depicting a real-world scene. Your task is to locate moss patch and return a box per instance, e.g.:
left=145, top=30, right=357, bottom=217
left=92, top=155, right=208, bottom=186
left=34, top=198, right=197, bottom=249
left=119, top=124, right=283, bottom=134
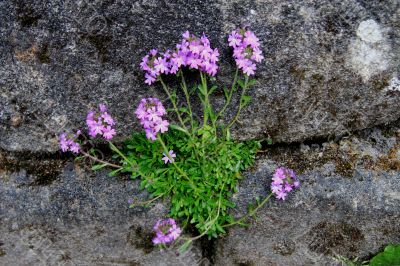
left=0, top=150, right=66, bottom=186
left=307, top=221, right=364, bottom=256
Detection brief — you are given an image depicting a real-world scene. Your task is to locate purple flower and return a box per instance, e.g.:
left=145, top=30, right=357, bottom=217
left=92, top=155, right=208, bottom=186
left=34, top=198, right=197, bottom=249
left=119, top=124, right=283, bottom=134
left=102, top=126, right=116, bottom=140
left=154, top=119, right=169, bottom=133
left=162, top=150, right=176, bottom=164
left=101, top=112, right=114, bottom=126
left=145, top=129, right=157, bottom=141
left=86, top=103, right=117, bottom=140
left=59, top=131, right=81, bottom=154
left=154, top=57, right=169, bottom=74
left=136, top=98, right=169, bottom=141
left=271, top=167, right=299, bottom=200
left=152, top=218, right=182, bottom=245
left=228, top=29, right=264, bottom=76
left=140, top=31, right=220, bottom=84
left=69, top=142, right=81, bottom=153
left=243, top=30, right=260, bottom=48
left=99, top=103, right=107, bottom=113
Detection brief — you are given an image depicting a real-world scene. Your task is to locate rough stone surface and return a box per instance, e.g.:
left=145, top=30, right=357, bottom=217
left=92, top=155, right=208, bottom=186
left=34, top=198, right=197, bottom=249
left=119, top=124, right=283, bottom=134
left=215, top=121, right=400, bottom=265
left=0, top=162, right=207, bottom=266
left=1, top=121, right=399, bottom=265
left=1, top=0, right=400, bottom=152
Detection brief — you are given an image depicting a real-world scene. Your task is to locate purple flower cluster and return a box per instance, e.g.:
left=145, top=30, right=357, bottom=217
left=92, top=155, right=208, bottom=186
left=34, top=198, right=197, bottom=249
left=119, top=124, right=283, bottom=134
left=86, top=104, right=116, bottom=140
left=140, top=31, right=219, bottom=85
left=152, top=218, right=182, bottom=245
left=271, top=167, right=300, bottom=200
left=228, top=29, right=264, bottom=76
left=135, top=98, right=169, bottom=141
left=59, top=130, right=81, bottom=154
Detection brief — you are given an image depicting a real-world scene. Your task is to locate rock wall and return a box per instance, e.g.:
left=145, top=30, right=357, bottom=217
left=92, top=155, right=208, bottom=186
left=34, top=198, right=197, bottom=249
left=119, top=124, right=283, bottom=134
left=1, top=120, right=399, bottom=265
left=1, top=1, right=400, bottom=265
left=1, top=0, right=399, bottom=152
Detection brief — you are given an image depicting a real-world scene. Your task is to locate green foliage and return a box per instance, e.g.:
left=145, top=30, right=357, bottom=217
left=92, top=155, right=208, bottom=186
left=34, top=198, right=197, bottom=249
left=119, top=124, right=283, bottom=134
left=369, top=244, right=400, bottom=266
left=118, top=128, right=260, bottom=238
left=93, top=69, right=265, bottom=240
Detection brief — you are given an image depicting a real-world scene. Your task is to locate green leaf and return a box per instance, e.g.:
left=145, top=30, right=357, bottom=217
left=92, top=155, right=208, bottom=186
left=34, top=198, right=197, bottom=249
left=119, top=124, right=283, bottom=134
left=179, top=107, right=189, bottom=114
left=108, top=168, right=123, bottom=177
left=226, top=129, right=231, bottom=141
left=241, top=95, right=252, bottom=106
left=223, top=86, right=229, bottom=100
left=370, top=244, right=400, bottom=266
left=237, top=79, right=245, bottom=89
left=247, top=79, right=257, bottom=87
left=198, top=84, right=206, bottom=95
left=209, top=85, right=217, bottom=95
left=169, top=124, right=189, bottom=134
left=91, top=164, right=108, bottom=171
left=179, top=240, right=192, bottom=254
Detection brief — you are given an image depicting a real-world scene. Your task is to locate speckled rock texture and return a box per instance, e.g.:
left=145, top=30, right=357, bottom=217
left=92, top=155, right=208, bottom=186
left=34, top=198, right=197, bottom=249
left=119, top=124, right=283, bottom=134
left=1, top=0, right=399, bottom=152
left=215, top=121, right=400, bottom=265
left=0, top=162, right=207, bottom=266
left=1, top=121, right=399, bottom=265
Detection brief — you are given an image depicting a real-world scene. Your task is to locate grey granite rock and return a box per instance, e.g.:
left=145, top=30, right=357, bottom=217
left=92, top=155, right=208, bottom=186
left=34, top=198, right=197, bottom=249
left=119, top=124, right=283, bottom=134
left=0, top=122, right=399, bottom=265
left=214, top=124, right=400, bottom=265
left=0, top=162, right=207, bottom=266
left=0, top=0, right=399, bottom=152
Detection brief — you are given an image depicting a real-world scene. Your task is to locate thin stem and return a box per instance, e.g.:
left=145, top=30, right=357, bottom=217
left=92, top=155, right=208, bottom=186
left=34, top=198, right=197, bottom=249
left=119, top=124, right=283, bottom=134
left=227, top=75, right=249, bottom=129
left=108, top=142, right=152, bottom=181
left=200, top=72, right=209, bottom=127
left=159, top=77, right=188, bottom=131
left=216, top=67, right=239, bottom=120
left=223, top=193, right=273, bottom=228
left=129, top=193, right=164, bottom=207
left=180, top=71, right=194, bottom=130
left=200, top=72, right=218, bottom=138
left=108, top=141, right=134, bottom=167
left=80, top=150, right=122, bottom=169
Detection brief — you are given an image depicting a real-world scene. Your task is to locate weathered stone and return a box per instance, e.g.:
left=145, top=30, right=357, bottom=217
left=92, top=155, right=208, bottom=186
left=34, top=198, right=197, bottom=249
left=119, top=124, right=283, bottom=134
left=1, top=120, right=399, bottom=264
left=0, top=0, right=399, bottom=152
left=214, top=123, right=400, bottom=265
left=0, top=162, right=207, bottom=266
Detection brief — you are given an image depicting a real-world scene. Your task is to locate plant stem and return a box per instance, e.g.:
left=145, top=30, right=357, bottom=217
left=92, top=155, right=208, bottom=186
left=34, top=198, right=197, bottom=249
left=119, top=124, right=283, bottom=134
left=80, top=150, right=122, bottom=169
left=108, top=141, right=134, bottom=167
left=159, top=77, right=188, bottom=131
left=108, top=142, right=150, bottom=180
left=200, top=72, right=209, bottom=127
left=180, top=71, right=194, bottom=131
left=216, top=67, right=239, bottom=120
left=223, top=192, right=273, bottom=228
left=227, top=75, right=249, bottom=129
